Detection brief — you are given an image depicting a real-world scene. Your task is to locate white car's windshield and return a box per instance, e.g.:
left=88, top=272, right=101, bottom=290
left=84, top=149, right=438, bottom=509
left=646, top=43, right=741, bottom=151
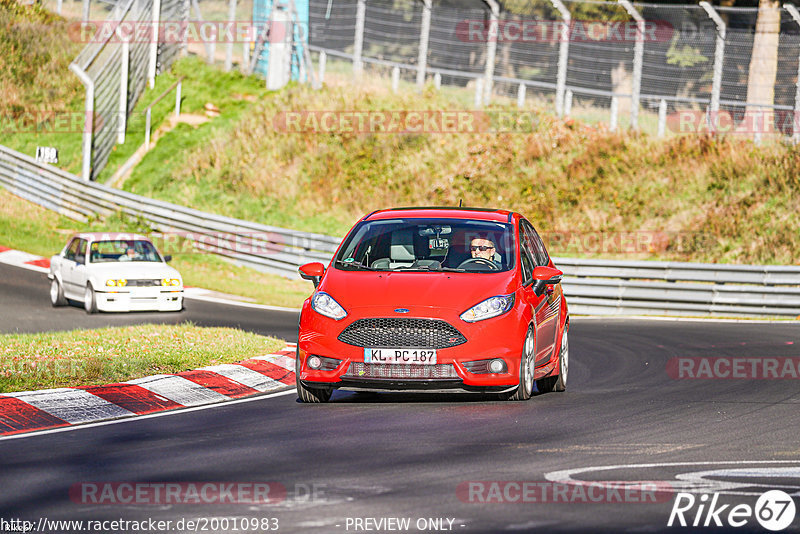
left=335, top=218, right=516, bottom=272
left=89, top=240, right=163, bottom=263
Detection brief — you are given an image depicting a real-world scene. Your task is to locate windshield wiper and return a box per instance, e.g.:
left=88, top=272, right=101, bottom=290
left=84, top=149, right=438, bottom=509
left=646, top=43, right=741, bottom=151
left=335, top=259, right=377, bottom=271
left=393, top=264, right=464, bottom=272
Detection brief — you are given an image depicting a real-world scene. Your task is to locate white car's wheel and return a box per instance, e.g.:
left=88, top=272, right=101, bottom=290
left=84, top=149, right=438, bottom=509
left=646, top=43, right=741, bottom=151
left=84, top=284, right=97, bottom=314
left=50, top=278, right=67, bottom=307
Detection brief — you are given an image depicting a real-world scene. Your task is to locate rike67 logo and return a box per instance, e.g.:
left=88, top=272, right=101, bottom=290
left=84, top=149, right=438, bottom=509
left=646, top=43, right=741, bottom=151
left=668, top=490, right=796, bottom=531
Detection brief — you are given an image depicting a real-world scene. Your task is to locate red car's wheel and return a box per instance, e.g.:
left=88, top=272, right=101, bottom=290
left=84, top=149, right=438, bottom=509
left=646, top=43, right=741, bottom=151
left=505, top=326, right=534, bottom=401
left=538, top=327, right=568, bottom=393
left=295, top=347, right=332, bottom=403
left=553, top=328, right=568, bottom=392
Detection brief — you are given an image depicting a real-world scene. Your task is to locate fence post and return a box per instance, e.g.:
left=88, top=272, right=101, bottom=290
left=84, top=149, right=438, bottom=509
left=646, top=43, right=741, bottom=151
left=353, top=0, right=366, bottom=78
left=474, top=77, right=484, bottom=108
left=224, top=0, right=237, bottom=71
left=700, top=1, right=725, bottom=133
left=57, top=0, right=62, bottom=15
left=82, top=0, right=90, bottom=22
left=118, top=37, right=130, bottom=144
left=148, top=0, right=161, bottom=89
left=319, top=50, right=327, bottom=84
left=145, top=108, right=152, bottom=149
left=175, top=79, right=182, bottom=118
left=547, top=0, right=571, bottom=117
left=242, top=30, right=249, bottom=70
left=784, top=3, right=800, bottom=144
left=69, top=65, right=94, bottom=181
left=391, top=66, right=400, bottom=93
left=191, top=0, right=215, bottom=64
left=618, top=0, right=643, bottom=131
left=181, top=0, right=190, bottom=58
left=564, top=89, right=573, bottom=116
left=434, top=72, right=441, bottom=89
left=657, top=99, right=667, bottom=137
left=416, top=0, right=432, bottom=89
left=482, top=0, right=499, bottom=105
left=517, top=83, right=526, bottom=108
left=610, top=96, right=619, bottom=131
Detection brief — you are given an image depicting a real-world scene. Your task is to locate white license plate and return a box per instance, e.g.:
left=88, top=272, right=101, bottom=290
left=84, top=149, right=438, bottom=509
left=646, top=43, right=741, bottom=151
left=364, top=348, right=437, bottom=365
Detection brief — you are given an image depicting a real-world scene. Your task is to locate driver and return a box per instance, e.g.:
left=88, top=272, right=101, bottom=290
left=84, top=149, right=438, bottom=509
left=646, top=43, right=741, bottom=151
left=470, top=237, right=501, bottom=267
left=119, top=242, right=141, bottom=261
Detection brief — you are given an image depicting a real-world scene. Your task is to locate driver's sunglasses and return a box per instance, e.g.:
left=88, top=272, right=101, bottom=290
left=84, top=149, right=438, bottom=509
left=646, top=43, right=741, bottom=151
left=470, top=245, right=495, bottom=251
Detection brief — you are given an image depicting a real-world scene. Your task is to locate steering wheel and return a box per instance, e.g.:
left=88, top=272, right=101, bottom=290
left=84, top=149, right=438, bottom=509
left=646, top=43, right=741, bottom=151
left=457, top=257, right=500, bottom=270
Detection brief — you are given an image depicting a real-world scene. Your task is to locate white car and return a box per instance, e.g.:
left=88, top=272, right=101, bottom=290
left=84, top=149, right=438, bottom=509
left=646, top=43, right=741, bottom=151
left=48, top=232, right=184, bottom=313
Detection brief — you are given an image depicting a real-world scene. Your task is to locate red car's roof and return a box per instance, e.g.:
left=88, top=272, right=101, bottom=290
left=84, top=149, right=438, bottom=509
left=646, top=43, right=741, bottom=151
left=364, top=207, right=514, bottom=223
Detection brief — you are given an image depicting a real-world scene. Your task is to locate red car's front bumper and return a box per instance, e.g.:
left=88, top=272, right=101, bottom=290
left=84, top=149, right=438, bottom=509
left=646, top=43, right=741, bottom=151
left=297, top=302, right=534, bottom=393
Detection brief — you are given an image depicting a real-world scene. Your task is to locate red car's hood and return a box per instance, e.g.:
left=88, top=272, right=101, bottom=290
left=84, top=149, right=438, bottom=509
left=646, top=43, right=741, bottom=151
left=318, top=268, right=517, bottom=312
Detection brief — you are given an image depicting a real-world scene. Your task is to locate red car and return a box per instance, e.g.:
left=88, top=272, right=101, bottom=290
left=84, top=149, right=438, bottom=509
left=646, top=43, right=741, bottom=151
left=295, top=207, right=569, bottom=402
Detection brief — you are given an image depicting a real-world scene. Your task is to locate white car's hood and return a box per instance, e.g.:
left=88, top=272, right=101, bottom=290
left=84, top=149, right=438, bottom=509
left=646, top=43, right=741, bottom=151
left=87, top=261, right=181, bottom=281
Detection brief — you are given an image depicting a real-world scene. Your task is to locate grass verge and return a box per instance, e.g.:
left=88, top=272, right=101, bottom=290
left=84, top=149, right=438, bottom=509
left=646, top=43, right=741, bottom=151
left=120, top=64, right=800, bottom=265
left=0, top=323, right=286, bottom=393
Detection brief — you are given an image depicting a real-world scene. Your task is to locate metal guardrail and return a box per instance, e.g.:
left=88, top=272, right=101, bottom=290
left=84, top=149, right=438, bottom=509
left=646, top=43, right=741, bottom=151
left=1, top=143, right=798, bottom=317
left=0, top=145, right=338, bottom=278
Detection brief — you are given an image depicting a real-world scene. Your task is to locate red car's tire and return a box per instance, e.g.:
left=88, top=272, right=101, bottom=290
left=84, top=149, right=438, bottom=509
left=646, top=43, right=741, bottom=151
left=504, top=326, right=535, bottom=401
left=538, top=328, right=568, bottom=393
left=553, top=329, right=568, bottom=392
left=295, top=347, right=332, bottom=403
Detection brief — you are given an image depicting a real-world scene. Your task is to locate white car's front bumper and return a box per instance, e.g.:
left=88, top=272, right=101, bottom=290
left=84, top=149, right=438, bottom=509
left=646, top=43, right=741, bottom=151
left=95, top=287, right=183, bottom=312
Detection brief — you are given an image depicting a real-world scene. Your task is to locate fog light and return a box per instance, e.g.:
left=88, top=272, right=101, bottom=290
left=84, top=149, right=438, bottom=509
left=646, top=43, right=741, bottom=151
left=489, top=359, right=506, bottom=373
left=307, top=356, right=322, bottom=370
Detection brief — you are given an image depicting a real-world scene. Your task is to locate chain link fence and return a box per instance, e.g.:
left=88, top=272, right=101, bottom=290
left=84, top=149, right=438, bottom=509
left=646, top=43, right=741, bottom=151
left=308, top=0, right=800, bottom=139
left=70, top=0, right=188, bottom=181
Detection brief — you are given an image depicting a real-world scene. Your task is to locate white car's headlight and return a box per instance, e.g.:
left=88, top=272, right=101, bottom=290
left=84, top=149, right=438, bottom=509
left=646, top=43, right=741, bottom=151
left=460, top=294, right=515, bottom=323
left=106, top=279, right=127, bottom=287
left=161, top=278, right=181, bottom=287
left=311, top=291, right=347, bottom=320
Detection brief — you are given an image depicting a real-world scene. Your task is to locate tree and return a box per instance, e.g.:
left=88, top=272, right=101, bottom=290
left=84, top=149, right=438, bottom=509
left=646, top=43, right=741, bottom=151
left=744, top=0, right=781, bottom=136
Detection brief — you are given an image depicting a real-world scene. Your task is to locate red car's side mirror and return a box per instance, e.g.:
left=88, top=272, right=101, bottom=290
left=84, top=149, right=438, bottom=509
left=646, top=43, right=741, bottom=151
left=299, top=262, right=325, bottom=288
left=531, top=266, right=563, bottom=297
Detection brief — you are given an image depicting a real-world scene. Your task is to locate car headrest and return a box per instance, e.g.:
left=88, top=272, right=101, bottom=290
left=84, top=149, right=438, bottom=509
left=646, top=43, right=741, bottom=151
left=390, top=229, right=415, bottom=262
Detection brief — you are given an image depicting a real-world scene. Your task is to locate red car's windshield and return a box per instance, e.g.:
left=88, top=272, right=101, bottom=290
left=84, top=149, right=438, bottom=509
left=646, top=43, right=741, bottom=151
left=335, top=218, right=516, bottom=272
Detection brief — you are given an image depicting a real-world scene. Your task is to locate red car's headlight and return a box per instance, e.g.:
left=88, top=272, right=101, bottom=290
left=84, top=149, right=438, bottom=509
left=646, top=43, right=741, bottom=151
left=311, top=291, right=348, bottom=320
left=460, top=294, right=515, bottom=323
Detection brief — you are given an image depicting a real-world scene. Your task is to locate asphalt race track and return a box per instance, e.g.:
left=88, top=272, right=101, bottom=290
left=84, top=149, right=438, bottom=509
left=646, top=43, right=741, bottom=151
left=2, top=262, right=800, bottom=533
left=0, top=263, right=299, bottom=340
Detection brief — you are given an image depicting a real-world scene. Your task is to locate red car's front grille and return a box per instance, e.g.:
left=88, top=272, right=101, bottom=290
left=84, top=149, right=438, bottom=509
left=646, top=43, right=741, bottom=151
left=337, top=318, right=467, bottom=349
left=343, top=362, right=459, bottom=380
